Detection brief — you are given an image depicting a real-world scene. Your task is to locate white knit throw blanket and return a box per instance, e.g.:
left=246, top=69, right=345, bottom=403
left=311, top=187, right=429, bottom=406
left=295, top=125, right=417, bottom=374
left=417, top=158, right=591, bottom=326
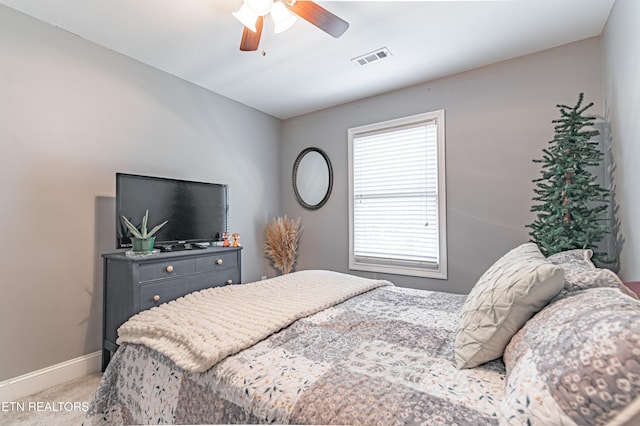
left=117, top=270, right=392, bottom=372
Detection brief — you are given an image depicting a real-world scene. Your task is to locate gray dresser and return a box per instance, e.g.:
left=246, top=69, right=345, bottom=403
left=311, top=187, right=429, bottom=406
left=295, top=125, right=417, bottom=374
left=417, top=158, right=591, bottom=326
left=101, top=246, right=242, bottom=370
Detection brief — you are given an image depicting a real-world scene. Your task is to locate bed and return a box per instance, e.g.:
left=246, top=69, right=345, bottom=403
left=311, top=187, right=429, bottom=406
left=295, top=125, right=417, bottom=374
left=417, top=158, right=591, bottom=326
left=85, top=243, right=640, bottom=425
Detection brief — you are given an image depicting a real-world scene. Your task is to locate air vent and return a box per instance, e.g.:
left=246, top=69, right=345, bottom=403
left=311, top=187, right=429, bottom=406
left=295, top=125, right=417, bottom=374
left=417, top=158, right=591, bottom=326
left=351, top=47, right=392, bottom=67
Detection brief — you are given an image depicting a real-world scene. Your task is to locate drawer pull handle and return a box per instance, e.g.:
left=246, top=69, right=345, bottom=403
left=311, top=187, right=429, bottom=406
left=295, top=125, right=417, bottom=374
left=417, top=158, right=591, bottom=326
left=166, top=265, right=174, bottom=273
left=216, top=259, right=223, bottom=265
left=226, top=279, right=233, bottom=285
left=153, top=295, right=160, bottom=302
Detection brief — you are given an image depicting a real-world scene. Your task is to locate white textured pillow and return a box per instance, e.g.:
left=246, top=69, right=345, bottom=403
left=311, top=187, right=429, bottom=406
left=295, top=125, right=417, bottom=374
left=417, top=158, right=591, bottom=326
left=454, top=243, right=564, bottom=369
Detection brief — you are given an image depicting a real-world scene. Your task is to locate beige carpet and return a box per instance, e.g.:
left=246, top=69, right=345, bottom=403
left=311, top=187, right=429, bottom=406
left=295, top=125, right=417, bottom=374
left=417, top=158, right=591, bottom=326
left=0, top=373, right=102, bottom=426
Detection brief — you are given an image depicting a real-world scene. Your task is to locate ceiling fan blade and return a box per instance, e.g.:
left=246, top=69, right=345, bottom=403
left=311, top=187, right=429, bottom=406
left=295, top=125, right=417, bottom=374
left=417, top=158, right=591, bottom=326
left=287, top=1, right=349, bottom=38
left=239, top=16, right=264, bottom=51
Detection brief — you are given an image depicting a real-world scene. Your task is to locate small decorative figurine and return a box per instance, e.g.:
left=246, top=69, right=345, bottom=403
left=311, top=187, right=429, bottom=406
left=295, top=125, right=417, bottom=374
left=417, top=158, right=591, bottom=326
left=232, top=232, right=240, bottom=248
left=222, top=232, right=230, bottom=247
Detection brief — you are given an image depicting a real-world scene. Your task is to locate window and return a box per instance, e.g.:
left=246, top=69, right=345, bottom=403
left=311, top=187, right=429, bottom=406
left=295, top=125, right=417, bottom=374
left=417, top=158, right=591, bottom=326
left=348, top=110, right=447, bottom=279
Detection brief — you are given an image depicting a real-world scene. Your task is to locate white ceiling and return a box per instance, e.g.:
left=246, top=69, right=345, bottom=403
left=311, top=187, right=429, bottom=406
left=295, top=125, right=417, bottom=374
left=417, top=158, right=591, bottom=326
left=1, top=0, right=616, bottom=119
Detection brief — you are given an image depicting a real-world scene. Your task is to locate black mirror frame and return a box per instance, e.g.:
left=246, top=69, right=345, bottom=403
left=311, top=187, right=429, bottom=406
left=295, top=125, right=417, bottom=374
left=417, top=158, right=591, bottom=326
left=292, top=147, right=333, bottom=210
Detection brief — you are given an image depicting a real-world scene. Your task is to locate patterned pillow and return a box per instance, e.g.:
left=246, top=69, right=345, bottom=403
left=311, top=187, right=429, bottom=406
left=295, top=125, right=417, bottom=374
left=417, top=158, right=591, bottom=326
left=559, top=268, right=639, bottom=300
left=454, top=243, right=564, bottom=369
left=546, top=248, right=595, bottom=273
left=501, top=287, right=640, bottom=425
left=546, top=249, right=637, bottom=299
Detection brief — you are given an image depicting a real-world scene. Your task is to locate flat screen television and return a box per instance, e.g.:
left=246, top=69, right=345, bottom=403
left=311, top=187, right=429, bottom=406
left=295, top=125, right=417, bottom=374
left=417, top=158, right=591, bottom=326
left=116, top=173, right=229, bottom=250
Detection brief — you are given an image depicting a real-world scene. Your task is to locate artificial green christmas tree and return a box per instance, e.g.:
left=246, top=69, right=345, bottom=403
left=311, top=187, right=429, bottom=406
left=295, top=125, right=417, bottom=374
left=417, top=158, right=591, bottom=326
left=527, top=93, right=610, bottom=261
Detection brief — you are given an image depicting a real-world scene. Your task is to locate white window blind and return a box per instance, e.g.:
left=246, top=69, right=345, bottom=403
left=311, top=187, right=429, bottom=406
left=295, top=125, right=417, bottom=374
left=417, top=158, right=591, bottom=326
left=348, top=111, right=447, bottom=279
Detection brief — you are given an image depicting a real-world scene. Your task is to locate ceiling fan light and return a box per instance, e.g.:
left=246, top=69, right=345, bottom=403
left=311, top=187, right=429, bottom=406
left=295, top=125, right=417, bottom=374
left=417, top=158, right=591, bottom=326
left=232, top=3, right=258, bottom=32
left=271, top=1, right=297, bottom=34
left=245, top=0, right=272, bottom=16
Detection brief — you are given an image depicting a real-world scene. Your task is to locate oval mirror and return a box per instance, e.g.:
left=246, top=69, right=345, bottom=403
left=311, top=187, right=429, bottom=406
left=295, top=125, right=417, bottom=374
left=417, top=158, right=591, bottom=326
left=292, top=147, right=333, bottom=210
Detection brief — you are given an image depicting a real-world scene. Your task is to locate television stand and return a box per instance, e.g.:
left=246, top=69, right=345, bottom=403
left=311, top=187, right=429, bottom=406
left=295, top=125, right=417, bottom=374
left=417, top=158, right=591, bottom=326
left=101, top=246, right=242, bottom=370
left=158, top=243, right=209, bottom=252
left=157, top=244, right=181, bottom=252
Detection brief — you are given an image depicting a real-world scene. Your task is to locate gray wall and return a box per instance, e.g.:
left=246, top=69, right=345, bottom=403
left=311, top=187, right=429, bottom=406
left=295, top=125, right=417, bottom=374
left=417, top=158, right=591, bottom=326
left=0, top=5, right=282, bottom=381
left=282, top=37, right=604, bottom=294
left=602, top=0, right=640, bottom=281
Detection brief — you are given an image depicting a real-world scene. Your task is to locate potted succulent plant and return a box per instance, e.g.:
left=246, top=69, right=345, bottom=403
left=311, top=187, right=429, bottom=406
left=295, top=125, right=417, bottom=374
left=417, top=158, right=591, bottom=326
left=121, top=210, right=168, bottom=252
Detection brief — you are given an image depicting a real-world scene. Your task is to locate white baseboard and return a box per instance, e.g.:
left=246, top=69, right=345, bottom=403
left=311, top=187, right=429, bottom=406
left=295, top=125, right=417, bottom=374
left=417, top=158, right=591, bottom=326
left=0, top=351, right=101, bottom=402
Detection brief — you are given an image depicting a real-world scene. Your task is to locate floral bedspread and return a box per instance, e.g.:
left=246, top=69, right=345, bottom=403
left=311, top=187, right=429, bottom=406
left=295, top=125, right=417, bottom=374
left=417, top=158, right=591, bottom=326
left=85, top=286, right=505, bottom=425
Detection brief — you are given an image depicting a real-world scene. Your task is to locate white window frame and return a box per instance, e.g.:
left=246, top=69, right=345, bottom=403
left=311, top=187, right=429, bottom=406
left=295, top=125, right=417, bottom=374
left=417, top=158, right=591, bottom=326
left=348, top=110, right=447, bottom=279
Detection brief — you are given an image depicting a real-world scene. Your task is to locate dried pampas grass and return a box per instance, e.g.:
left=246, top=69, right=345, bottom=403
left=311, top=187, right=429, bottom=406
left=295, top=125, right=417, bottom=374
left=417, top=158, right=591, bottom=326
left=264, top=215, right=301, bottom=275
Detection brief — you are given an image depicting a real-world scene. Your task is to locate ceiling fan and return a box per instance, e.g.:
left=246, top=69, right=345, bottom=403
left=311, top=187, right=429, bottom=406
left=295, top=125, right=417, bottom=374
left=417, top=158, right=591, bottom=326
left=232, top=0, right=349, bottom=51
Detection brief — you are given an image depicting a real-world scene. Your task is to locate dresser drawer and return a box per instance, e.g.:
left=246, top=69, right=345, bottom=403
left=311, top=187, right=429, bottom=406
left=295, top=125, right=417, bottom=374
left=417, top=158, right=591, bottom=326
left=216, top=269, right=241, bottom=286
left=188, top=273, right=228, bottom=294
left=195, top=251, right=238, bottom=273
left=138, top=258, right=195, bottom=282
left=139, top=279, right=191, bottom=311
left=140, top=273, right=237, bottom=311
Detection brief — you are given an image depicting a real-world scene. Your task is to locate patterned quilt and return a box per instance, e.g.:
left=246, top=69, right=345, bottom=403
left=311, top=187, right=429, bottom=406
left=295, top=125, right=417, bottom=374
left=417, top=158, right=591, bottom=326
left=85, top=286, right=505, bottom=425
